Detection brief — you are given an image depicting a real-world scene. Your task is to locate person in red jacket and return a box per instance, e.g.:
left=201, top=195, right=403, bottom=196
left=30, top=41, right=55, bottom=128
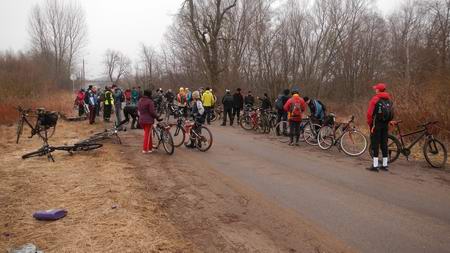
left=366, top=83, right=394, bottom=172
left=138, top=90, right=159, bottom=154
left=284, top=90, right=307, bottom=146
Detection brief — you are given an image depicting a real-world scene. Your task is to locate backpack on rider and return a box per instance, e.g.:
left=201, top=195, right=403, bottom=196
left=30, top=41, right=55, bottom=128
left=290, top=100, right=303, bottom=121
left=374, top=98, right=394, bottom=123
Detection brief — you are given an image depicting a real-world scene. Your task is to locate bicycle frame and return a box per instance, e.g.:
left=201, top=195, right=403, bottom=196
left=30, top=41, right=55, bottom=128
left=394, top=124, right=428, bottom=151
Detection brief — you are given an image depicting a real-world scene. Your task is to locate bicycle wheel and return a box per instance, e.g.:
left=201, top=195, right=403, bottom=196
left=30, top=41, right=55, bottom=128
left=272, top=121, right=291, bottom=143
left=22, top=146, right=55, bottom=160
left=340, top=130, right=367, bottom=157
left=304, top=123, right=321, bottom=146
left=318, top=126, right=334, bottom=150
left=169, top=126, right=186, bottom=147
left=16, top=119, right=24, bottom=144
left=196, top=126, right=213, bottom=152
left=210, top=111, right=217, bottom=122
left=369, top=135, right=401, bottom=163
left=152, top=128, right=160, bottom=149
left=423, top=138, right=448, bottom=169
left=74, top=143, right=103, bottom=152
left=38, top=125, right=56, bottom=140
left=161, top=130, right=175, bottom=155
left=240, top=116, right=254, bottom=130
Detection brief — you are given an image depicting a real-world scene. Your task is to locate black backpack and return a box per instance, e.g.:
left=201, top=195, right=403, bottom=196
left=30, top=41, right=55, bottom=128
left=374, top=98, right=394, bottom=122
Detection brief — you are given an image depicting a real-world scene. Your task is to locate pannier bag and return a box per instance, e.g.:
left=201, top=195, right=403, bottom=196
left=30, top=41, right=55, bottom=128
left=38, top=111, right=59, bottom=127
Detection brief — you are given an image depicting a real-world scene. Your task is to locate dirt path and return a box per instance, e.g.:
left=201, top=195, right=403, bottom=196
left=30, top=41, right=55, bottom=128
left=0, top=121, right=192, bottom=252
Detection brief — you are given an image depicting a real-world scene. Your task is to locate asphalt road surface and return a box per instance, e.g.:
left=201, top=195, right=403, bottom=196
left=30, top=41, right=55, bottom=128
left=186, top=124, right=450, bottom=253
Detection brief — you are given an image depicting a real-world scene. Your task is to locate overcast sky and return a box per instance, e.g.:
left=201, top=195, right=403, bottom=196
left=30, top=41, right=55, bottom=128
left=0, top=0, right=402, bottom=79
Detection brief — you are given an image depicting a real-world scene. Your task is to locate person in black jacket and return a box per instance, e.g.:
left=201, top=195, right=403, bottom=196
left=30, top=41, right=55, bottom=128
left=233, top=88, right=244, bottom=123
left=244, top=91, right=255, bottom=107
left=221, top=89, right=234, bottom=126
left=259, top=93, right=272, bottom=110
left=275, top=89, right=290, bottom=124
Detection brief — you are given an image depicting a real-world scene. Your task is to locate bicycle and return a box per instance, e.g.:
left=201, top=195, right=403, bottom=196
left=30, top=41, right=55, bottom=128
left=22, top=142, right=102, bottom=162
left=210, top=106, right=223, bottom=122
left=370, top=121, right=447, bottom=168
left=302, top=117, right=323, bottom=146
left=152, top=121, right=175, bottom=155
left=16, top=107, right=58, bottom=144
left=184, top=121, right=213, bottom=152
left=318, top=115, right=368, bottom=157
left=76, top=123, right=124, bottom=145
left=169, top=113, right=188, bottom=147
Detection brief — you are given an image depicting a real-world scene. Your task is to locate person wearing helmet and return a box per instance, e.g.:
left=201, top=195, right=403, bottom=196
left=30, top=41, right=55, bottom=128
left=186, top=91, right=205, bottom=148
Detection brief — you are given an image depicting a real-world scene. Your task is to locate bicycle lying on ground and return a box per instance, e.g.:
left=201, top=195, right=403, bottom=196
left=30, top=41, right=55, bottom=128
left=370, top=121, right=448, bottom=168
left=76, top=123, right=124, bottom=145
left=318, top=115, right=368, bottom=157
left=22, top=142, right=103, bottom=162
left=152, top=120, right=175, bottom=155
left=16, top=107, right=58, bottom=144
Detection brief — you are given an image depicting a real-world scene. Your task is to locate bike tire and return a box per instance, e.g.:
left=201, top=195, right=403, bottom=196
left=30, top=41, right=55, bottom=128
left=170, top=126, right=186, bottom=147
left=423, top=138, right=448, bottom=169
left=16, top=119, right=24, bottom=144
left=318, top=126, right=334, bottom=150
left=340, top=130, right=367, bottom=157
left=22, top=146, right=55, bottom=160
left=304, top=123, right=321, bottom=146
left=369, top=134, right=401, bottom=163
left=272, top=121, right=291, bottom=143
left=240, top=116, right=254, bottom=130
left=162, top=130, right=175, bottom=155
left=196, top=126, right=213, bottom=152
left=38, top=125, right=56, bottom=140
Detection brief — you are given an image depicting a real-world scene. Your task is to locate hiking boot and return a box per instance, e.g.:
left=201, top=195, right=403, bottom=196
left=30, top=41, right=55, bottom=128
left=221, top=123, right=226, bottom=126
left=379, top=166, right=389, bottom=172
left=366, top=166, right=379, bottom=172
left=289, top=142, right=295, bottom=146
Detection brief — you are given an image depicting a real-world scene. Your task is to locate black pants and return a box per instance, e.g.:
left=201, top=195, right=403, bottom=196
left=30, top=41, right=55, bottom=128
left=223, top=107, right=233, bottom=125
left=103, top=104, right=112, bottom=121
left=277, top=110, right=287, bottom=123
left=119, top=107, right=139, bottom=129
left=204, top=106, right=212, bottom=124
left=78, top=104, right=85, bottom=117
left=371, top=122, right=389, bottom=157
left=290, top=121, right=301, bottom=142
left=233, top=107, right=242, bottom=123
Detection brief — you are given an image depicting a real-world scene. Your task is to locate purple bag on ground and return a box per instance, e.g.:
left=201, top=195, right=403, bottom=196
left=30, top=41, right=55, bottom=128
left=33, top=208, right=67, bottom=221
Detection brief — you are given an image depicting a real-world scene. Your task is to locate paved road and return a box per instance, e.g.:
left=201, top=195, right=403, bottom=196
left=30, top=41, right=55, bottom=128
left=187, top=125, right=450, bottom=253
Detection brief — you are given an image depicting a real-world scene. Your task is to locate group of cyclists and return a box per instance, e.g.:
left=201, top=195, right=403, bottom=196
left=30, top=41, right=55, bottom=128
left=74, top=82, right=394, bottom=170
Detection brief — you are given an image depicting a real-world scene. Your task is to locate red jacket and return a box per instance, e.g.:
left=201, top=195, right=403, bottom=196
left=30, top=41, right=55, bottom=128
left=283, top=95, right=307, bottom=122
left=367, top=92, right=391, bottom=127
left=138, top=96, right=158, bottom=125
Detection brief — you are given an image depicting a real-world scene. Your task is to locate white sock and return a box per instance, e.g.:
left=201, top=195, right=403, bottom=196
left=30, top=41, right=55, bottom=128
left=382, top=157, right=388, bottom=167
left=373, top=158, right=379, bottom=168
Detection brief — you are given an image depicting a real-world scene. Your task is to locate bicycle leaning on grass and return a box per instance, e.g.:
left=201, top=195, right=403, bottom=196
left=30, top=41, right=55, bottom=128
left=16, top=107, right=58, bottom=144
left=370, top=120, right=448, bottom=168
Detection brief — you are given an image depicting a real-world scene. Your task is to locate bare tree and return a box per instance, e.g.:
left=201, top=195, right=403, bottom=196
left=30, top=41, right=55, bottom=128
left=28, top=0, right=87, bottom=86
left=103, top=49, right=131, bottom=86
left=182, top=0, right=238, bottom=90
